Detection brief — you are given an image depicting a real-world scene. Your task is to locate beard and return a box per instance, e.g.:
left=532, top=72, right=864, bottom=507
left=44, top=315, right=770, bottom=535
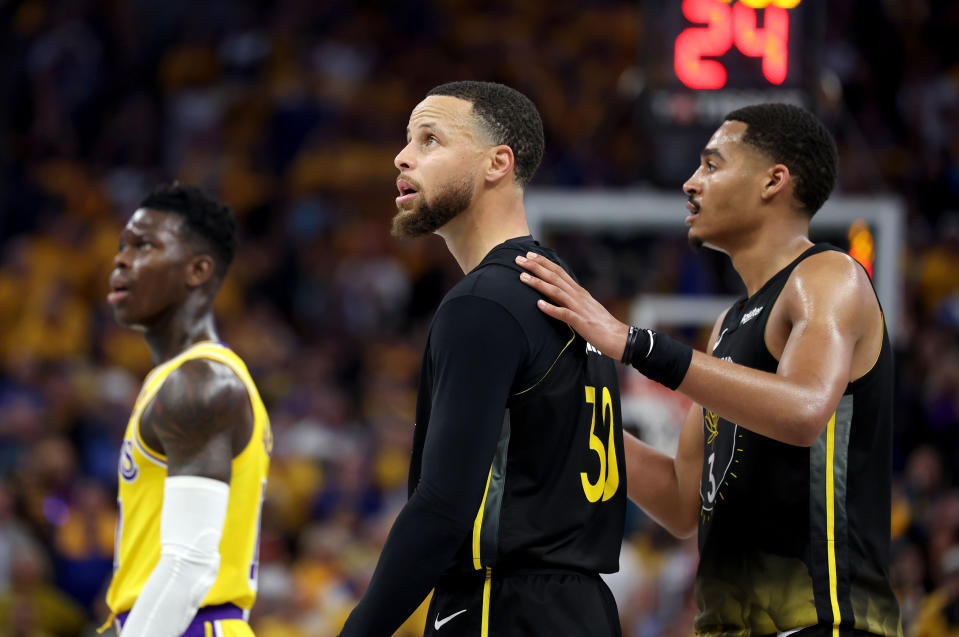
left=391, top=174, right=475, bottom=238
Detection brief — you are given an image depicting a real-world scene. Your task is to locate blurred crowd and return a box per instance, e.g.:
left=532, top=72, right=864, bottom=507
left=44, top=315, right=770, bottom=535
left=0, top=1, right=957, bottom=635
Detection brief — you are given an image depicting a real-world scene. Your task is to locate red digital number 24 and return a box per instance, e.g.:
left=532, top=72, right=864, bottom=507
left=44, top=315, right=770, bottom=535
left=674, top=0, right=790, bottom=90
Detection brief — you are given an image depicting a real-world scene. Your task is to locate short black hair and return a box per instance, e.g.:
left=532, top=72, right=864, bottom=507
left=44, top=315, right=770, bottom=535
left=724, top=103, right=838, bottom=216
left=427, top=81, right=545, bottom=188
left=139, top=183, right=237, bottom=278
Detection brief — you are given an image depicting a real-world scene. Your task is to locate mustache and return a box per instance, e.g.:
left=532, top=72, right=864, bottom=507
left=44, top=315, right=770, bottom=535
left=398, top=175, right=423, bottom=191
left=686, top=194, right=700, bottom=212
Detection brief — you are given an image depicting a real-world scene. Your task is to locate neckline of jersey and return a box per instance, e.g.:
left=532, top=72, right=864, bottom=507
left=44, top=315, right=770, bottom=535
left=740, top=243, right=835, bottom=308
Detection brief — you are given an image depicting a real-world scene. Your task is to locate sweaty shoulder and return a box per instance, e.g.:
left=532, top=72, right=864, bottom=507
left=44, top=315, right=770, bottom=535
left=787, top=249, right=875, bottom=305
left=768, top=248, right=882, bottom=374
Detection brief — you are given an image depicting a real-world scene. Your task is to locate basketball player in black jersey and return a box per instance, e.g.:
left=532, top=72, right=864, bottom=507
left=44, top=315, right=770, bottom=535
left=340, top=82, right=626, bottom=636
left=518, top=104, right=902, bottom=637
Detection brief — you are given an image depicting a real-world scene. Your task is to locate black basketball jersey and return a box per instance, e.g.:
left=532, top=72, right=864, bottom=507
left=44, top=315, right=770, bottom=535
left=340, top=236, right=626, bottom=636
left=409, top=236, right=627, bottom=575
left=696, top=244, right=902, bottom=637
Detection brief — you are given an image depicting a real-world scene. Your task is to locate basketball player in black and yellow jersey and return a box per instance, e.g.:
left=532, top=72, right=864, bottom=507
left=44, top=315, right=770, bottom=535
left=340, top=82, right=626, bottom=636
left=518, top=104, right=902, bottom=637
left=100, top=184, right=271, bottom=636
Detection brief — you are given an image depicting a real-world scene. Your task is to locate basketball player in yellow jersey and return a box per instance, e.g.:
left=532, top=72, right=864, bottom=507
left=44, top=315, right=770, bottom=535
left=101, top=183, right=271, bottom=637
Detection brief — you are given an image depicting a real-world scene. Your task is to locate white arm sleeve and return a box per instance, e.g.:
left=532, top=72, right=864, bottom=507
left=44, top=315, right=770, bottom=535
left=120, top=476, right=230, bottom=637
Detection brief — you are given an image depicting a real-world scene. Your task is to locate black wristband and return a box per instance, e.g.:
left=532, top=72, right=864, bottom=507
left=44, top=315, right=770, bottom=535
left=627, top=328, right=693, bottom=391
left=621, top=325, right=640, bottom=364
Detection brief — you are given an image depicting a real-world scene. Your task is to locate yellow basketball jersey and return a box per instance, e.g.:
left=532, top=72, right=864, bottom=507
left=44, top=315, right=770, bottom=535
left=105, top=341, right=272, bottom=617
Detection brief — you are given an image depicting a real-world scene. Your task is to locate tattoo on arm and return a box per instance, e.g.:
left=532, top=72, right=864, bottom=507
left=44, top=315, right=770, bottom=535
left=146, top=358, right=254, bottom=482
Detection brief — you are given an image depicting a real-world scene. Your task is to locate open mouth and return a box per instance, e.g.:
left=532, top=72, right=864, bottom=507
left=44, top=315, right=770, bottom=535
left=396, top=179, right=419, bottom=205
left=107, top=285, right=130, bottom=304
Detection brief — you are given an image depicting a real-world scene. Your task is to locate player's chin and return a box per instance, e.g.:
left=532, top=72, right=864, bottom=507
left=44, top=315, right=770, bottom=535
left=110, top=305, right=141, bottom=329
left=390, top=207, right=413, bottom=224
left=390, top=209, right=429, bottom=238
left=394, top=201, right=415, bottom=219
left=687, top=228, right=705, bottom=252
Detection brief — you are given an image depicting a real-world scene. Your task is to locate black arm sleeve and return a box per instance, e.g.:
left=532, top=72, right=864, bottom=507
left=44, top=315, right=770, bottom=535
left=340, top=295, right=527, bottom=636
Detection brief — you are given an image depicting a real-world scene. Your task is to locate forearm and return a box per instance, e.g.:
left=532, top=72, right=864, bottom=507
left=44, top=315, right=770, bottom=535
left=339, top=295, right=525, bottom=635
left=624, top=326, right=838, bottom=446
left=679, top=350, right=835, bottom=447
left=122, top=552, right=218, bottom=636
left=624, top=432, right=698, bottom=538
left=121, top=477, right=228, bottom=636
left=340, top=490, right=470, bottom=636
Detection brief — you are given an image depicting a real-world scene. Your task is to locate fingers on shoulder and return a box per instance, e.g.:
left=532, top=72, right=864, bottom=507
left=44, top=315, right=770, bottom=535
left=530, top=252, right=568, bottom=278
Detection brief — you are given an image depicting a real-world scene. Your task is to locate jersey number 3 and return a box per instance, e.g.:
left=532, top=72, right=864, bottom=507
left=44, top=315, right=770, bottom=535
left=581, top=385, right=619, bottom=502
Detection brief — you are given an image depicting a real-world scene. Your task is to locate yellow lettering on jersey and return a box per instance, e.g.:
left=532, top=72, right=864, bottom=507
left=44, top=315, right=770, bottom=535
left=601, top=386, right=619, bottom=501
left=581, top=385, right=619, bottom=503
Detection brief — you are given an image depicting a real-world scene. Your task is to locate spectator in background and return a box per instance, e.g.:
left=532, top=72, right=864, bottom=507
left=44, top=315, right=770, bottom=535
left=0, top=2, right=955, bottom=635
left=912, top=544, right=959, bottom=637
left=0, top=539, right=86, bottom=636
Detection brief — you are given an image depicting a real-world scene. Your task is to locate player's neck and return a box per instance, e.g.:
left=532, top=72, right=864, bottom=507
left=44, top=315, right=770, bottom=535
left=439, top=191, right=530, bottom=274
left=143, top=298, right=219, bottom=364
left=727, top=220, right=813, bottom=297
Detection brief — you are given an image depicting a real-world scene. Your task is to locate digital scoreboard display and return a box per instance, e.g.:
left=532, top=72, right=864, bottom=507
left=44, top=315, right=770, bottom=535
left=639, top=0, right=823, bottom=185
left=674, top=0, right=800, bottom=90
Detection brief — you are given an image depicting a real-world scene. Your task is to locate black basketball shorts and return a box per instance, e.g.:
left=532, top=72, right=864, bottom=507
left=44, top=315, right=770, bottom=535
left=424, top=567, right=622, bottom=637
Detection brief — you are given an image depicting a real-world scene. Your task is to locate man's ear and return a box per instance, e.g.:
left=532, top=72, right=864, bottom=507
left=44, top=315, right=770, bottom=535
left=486, top=144, right=515, bottom=185
left=761, top=163, right=791, bottom=202
left=186, top=255, right=216, bottom=288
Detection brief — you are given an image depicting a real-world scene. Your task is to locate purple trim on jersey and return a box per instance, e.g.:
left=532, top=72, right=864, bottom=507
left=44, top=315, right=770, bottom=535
left=132, top=431, right=167, bottom=467
left=116, top=603, right=244, bottom=634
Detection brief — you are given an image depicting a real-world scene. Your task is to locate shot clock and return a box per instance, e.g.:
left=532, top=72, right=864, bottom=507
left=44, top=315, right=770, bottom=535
left=674, top=0, right=798, bottom=90
left=638, top=0, right=824, bottom=185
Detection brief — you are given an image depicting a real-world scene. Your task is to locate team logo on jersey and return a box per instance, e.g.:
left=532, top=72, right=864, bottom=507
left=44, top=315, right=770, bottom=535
left=701, top=408, right=742, bottom=517
left=704, top=409, right=720, bottom=445
left=585, top=341, right=603, bottom=356
left=119, top=440, right=139, bottom=482
left=740, top=306, right=764, bottom=325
